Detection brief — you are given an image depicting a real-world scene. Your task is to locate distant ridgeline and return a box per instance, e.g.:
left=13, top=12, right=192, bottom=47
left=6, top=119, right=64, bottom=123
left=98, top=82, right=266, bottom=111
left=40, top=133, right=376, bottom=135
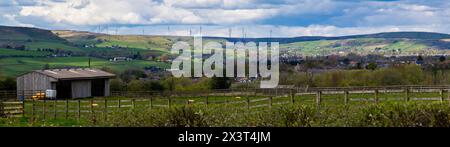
left=0, top=26, right=66, bottom=42
left=1, top=25, right=449, bottom=57
left=213, top=32, right=450, bottom=44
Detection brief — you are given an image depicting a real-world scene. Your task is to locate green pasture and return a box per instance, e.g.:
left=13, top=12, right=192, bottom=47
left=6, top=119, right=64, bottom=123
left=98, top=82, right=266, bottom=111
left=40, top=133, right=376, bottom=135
left=24, top=42, right=84, bottom=52
left=0, top=57, right=170, bottom=77
left=95, top=35, right=172, bottom=52
left=0, top=48, right=51, bottom=57
left=280, top=38, right=431, bottom=55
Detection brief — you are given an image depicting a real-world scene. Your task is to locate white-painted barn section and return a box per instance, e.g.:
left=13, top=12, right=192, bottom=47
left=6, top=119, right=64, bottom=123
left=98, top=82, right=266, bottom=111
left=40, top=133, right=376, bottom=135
left=16, top=69, right=115, bottom=99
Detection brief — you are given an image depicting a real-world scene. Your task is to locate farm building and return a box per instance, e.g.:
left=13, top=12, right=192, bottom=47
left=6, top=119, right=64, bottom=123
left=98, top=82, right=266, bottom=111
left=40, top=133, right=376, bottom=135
left=16, top=68, right=115, bottom=99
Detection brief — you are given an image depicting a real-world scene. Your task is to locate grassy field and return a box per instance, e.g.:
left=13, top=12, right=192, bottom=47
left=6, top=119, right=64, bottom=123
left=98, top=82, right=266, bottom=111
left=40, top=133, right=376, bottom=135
left=93, top=35, right=173, bottom=52
left=24, top=42, right=84, bottom=52
left=0, top=48, right=51, bottom=57
left=280, top=38, right=432, bottom=56
left=0, top=57, right=170, bottom=77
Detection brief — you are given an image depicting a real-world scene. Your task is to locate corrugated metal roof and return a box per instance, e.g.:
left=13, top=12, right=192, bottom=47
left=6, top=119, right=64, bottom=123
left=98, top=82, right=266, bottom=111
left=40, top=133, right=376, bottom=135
left=34, top=68, right=115, bottom=80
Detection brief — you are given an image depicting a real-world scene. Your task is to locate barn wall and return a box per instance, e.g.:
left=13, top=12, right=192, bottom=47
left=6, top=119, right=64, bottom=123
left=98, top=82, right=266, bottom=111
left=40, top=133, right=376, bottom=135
left=104, top=79, right=110, bottom=97
left=16, top=72, right=57, bottom=99
left=71, top=80, right=92, bottom=98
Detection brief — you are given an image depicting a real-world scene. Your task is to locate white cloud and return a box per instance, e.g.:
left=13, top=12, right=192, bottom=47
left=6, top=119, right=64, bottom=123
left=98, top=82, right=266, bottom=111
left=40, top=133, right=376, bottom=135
left=0, top=0, right=449, bottom=37
left=343, top=2, right=450, bottom=27
left=18, top=0, right=278, bottom=26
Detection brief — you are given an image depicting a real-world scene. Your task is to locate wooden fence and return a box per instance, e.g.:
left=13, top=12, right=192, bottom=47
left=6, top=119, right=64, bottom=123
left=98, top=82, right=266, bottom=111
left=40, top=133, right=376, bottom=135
left=0, top=101, right=24, bottom=118
left=1, top=85, right=450, bottom=120
left=110, top=85, right=450, bottom=98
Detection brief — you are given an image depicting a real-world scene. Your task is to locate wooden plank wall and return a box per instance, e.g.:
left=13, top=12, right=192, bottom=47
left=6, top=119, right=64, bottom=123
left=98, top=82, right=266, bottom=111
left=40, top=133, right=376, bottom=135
left=16, top=72, right=57, bottom=99
left=104, top=79, right=110, bottom=97
left=71, top=80, right=92, bottom=98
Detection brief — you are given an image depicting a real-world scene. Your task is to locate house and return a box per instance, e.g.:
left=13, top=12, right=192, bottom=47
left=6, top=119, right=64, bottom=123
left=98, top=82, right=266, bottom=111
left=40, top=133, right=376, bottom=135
left=111, top=57, right=132, bottom=62
left=16, top=68, right=115, bottom=99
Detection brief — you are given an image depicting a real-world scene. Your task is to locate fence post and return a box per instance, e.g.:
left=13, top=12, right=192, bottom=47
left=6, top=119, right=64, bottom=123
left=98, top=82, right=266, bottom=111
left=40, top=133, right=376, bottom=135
left=405, top=88, right=410, bottom=102
left=43, top=98, right=47, bottom=120
left=344, top=90, right=349, bottom=105
left=31, top=99, right=35, bottom=118
left=374, top=90, right=379, bottom=104
left=0, top=100, right=3, bottom=118
left=90, top=99, right=94, bottom=113
left=448, top=88, right=450, bottom=105
left=316, top=91, right=322, bottom=107
left=53, top=100, right=57, bottom=120
left=290, top=89, right=295, bottom=104
left=22, top=100, right=25, bottom=117
left=269, top=97, right=273, bottom=108
left=168, top=97, right=172, bottom=108
left=150, top=97, right=153, bottom=109
left=118, top=98, right=121, bottom=109
left=132, top=99, right=136, bottom=109
left=104, top=99, right=108, bottom=121
left=65, top=100, right=68, bottom=120
left=77, top=100, right=81, bottom=121
left=206, top=96, right=209, bottom=106
left=440, top=89, right=445, bottom=102
left=246, top=97, right=250, bottom=110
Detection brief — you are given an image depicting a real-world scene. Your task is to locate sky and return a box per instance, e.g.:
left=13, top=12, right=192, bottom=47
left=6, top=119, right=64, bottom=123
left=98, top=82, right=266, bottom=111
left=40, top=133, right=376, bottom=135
left=0, top=0, right=449, bottom=37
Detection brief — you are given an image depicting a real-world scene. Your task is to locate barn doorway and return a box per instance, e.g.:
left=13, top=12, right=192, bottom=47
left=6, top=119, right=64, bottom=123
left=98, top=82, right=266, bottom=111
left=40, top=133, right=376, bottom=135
left=91, top=79, right=105, bottom=97
left=56, top=80, right=72, bottom=99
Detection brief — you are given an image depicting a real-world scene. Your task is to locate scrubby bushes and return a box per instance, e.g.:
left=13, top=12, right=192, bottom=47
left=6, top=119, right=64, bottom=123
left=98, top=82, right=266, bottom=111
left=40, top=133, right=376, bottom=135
left=0, top=77, right=16, bottom=90
left=355, top=102, right=450, bottom=127
left=87, top=102, right=450, bottom=127
left=2, top=102, right=450, bottom=127
left=283, top=64, right=448, bottom=87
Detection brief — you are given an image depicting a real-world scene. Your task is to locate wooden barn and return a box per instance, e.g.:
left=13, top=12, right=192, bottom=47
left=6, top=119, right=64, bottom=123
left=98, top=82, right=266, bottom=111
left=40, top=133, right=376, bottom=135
left=16, top=69, right=115, bottom=99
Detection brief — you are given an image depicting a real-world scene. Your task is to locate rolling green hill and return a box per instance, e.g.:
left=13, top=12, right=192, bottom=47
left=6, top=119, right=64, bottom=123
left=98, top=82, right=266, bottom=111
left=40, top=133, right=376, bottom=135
left=280, top=38, right=440, bottom=56
left=0, top=26, right=173, bottom=77
left=52, top=28, right=450, bottom=56
left=1, top=25, right=450, bottom=77
left=0, top=26, right=66, bottom=42
left=0, top=48, right=51, bottom=57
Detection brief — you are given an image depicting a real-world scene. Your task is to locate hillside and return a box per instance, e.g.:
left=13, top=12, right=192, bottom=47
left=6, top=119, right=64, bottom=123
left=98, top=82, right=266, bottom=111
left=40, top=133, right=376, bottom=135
left=47, top=28, right=450, bottom=57
left=1, top=25, right=450, bottom=77
left=0, top=26, right=168, bottom=59
left=0, top=26, right=66, bottom=42
left=0, top=25, right=449, bottom=57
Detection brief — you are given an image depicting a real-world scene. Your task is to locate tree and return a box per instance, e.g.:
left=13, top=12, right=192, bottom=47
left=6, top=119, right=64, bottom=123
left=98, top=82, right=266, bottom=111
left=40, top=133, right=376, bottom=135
left=144, top=81, right=165, bottom=91
left=133, top=52, right=142, bottom=60
left=355, top=62, right=363, bottom=69
left=209, top=77, right=231, bottom=89
left=0, top=77, right=16, bottom=90
left=119, top=68, right=147, bottom=83
left=110, top=79, right=125, bottom=91
left=127, top=80, right=145, bottom=91
left=366, top=62, right=378, bottom=70
left=43, top=63, right=50, bottom=70
left=417, top=55, right=424, bottom=62
left=439, top=56, right=446, bottom=62
left=163, top=77, right=176, bottom=91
